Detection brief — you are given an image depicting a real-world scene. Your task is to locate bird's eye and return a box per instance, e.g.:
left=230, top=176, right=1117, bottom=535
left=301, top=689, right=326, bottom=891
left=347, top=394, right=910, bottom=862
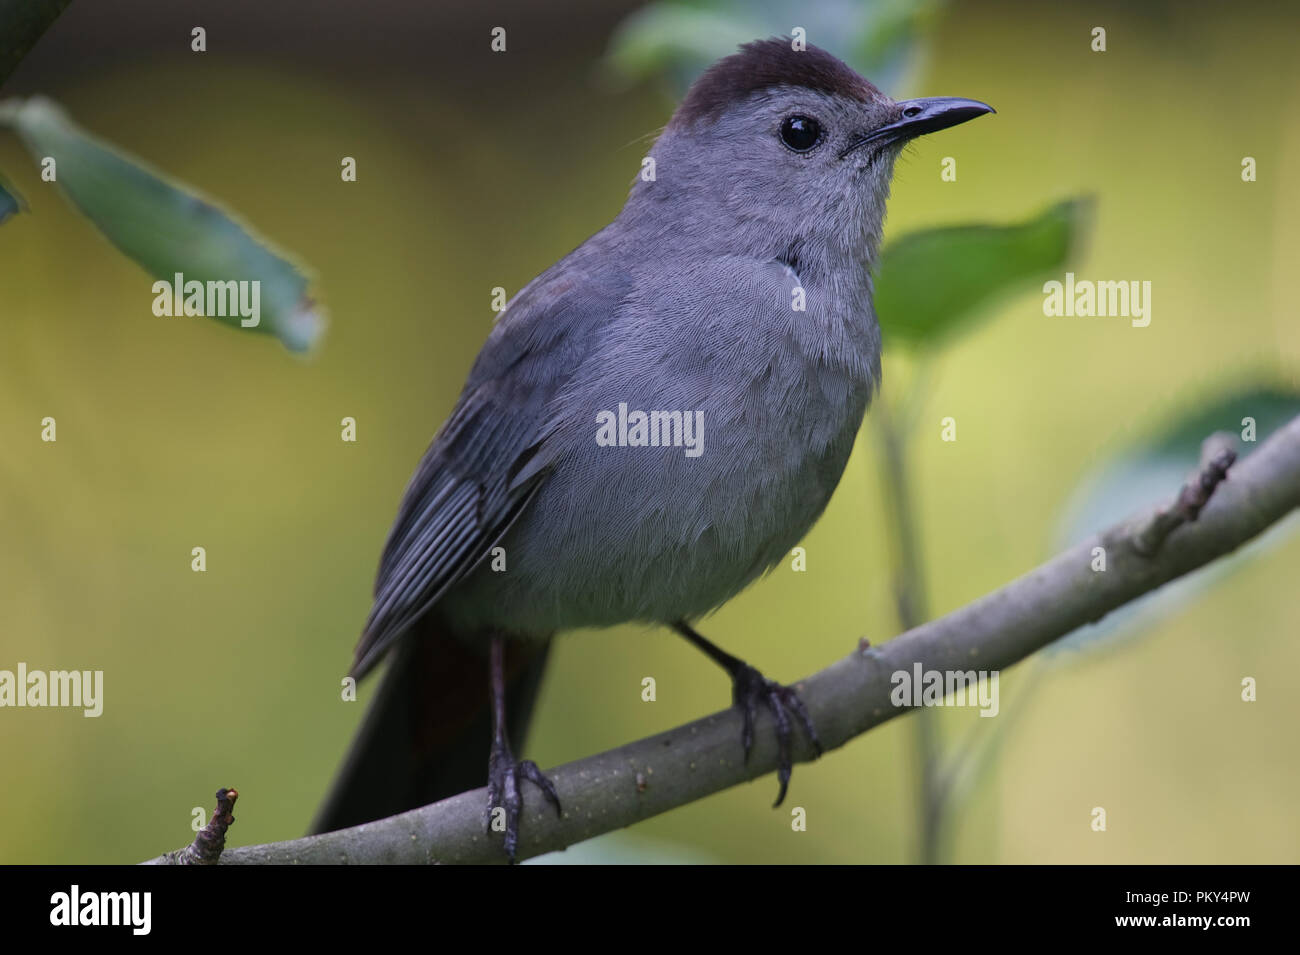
left=779, top=115, right=822, bottom=152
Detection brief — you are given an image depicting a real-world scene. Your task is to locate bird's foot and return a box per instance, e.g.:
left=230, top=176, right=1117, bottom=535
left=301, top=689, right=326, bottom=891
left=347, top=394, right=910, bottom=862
left=485, top=737, right=561, bottom=864
left=729, top=663, right=823, bottom=807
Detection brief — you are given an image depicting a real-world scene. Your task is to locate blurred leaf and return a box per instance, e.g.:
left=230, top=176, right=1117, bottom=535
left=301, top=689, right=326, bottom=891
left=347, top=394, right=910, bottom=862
left=0, top=170, right=24, bottom=223
left=0, top=96, right=324, bottom=352
left=874, top=197, right=1091, bottom=349
left=605, top=0, right=945, bottom=98
left=1049, top=385, right=1300, bottom=658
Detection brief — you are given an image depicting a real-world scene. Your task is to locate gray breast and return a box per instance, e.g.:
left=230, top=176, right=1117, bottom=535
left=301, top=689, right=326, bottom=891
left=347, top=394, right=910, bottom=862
left=441, top=256, right=879, bottom=636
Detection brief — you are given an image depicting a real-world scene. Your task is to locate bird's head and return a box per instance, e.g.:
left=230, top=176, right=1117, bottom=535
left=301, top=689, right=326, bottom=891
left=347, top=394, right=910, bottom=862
left=629, top=38, right=993, bottom=271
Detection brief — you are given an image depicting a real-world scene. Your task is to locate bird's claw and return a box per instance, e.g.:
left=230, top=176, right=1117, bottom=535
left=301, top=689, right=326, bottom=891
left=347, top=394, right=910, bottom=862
left=730, top=663, right=823, bottom=807
left=485, top=741, right=561, bottom=864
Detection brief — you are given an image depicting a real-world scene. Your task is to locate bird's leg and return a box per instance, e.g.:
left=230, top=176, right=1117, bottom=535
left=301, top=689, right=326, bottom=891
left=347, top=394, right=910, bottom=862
left=673, top=621, right=822, bottom=807
left=485, top=635, right=560, bottom=863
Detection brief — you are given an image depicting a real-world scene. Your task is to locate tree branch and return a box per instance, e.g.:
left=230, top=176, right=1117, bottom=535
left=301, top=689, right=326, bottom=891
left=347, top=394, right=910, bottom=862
left=144, top=414, right=1300, bottom=864
left=1132, top=432, right=1237, bottom=556
left=148, top=788, right=238, bottom=865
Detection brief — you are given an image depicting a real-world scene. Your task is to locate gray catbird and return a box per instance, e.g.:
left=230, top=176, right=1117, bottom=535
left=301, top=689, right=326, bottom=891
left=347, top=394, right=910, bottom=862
left=312, top=37, right=992, bottom=860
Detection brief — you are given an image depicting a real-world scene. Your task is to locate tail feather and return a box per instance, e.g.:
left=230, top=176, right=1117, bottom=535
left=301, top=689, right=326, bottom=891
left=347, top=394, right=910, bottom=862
left=310, top=618, right=550, bottom=835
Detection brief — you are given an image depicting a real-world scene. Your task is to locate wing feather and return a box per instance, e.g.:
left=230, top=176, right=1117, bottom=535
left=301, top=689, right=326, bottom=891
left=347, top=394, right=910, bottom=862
left=350, top=251, right=628, bottom=677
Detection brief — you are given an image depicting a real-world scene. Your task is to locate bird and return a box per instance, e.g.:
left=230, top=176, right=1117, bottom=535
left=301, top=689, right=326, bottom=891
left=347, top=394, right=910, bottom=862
left=311, top=37, right=993, bottom=862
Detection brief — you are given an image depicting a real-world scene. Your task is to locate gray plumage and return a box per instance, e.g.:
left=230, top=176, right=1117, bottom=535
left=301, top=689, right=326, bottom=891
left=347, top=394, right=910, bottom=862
left=320, top=38, right=992, bottom=842
left=353, top=41, right=904, bottom=674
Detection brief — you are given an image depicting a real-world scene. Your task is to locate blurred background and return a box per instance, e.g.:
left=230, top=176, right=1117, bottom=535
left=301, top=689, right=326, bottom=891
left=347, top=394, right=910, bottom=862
left=2, top=0, right=1298, bottom=864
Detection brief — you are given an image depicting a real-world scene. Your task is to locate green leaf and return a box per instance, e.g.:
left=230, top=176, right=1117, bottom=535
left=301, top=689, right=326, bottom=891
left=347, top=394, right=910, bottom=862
left=1049, top=385, right=1300, bottom=658
left=874, top=197, right=1091, bottom=349
left=604, top=0, right=945, bottom=99
left=0, top=96, right=324, bottom=352
left=0, top=170, right=24, bottom=224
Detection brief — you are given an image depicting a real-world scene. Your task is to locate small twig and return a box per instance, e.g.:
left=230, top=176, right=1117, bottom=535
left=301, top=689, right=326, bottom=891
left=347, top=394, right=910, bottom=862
left=1132, top=434, right=1237, bottom=557
left=149, top=788, right=238, bottom=865
left=874, top=372, right=944, bottom=862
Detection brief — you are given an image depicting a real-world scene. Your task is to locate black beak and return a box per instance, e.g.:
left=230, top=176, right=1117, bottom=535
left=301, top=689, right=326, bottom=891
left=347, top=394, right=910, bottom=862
left=841, top=97, right=994, bottom=158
